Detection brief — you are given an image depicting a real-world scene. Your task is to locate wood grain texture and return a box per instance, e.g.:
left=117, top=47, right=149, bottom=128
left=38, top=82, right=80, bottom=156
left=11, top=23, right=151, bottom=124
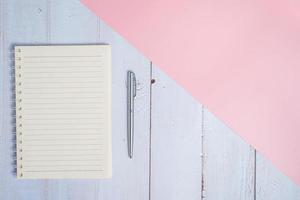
left=0, top=1, right=48, bottom=200
left=151, top=66, right=202, bottom=200
left=203, top=109, right=255, bottom=200
left=256, top=153, right=300, bottom=200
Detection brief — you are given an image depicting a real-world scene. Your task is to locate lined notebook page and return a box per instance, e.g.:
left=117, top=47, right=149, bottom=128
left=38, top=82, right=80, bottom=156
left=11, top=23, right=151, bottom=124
left=15, top=45, right=112, bottom=179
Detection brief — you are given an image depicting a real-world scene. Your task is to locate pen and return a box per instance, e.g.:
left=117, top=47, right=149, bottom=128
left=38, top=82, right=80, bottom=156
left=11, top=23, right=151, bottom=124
left=127, top=71, right=136, bottom=159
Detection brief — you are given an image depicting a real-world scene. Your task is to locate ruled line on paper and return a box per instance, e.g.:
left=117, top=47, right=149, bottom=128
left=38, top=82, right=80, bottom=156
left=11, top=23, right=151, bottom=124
left=23, top=66, right=104, bottom=68
left=24, top=61, right=102, bottom=63
left=22, top=88, right=101, bottom=92
left=22, top=79, right=105, bottom=82
left=23, top=149, right=105, bottom=152
left=22, top=70, right=105, bottom=73
left=23, top=122, right=105, bottom=125
left=22, top=71, right=105, bottom=73
left=22, top=145, right=104, bottom=148
left=24, top=133, right=104, bottom=136
left=22, top=153, right=105, bottom=156
left=22, top=149, right=105, bottom=152
left=23, top=154, right=105, bottom=157
left=23, top=107, right=101, bottom=112
left=22, top=81, right=104, bottom=84
left=23, top=128, right=103, bottom=131
left=22, top=76, right=105, bottom=79
left=23, top=170, right=104, bottom=172
left=21, top=111, right=105, bottom=114
left=21, top=76, right=104, bottom=79
left=23, top=96, right=104, bottom=99
left=23, top=119, right=104, bottom=122
left=22, top=100, right=105, bottom=102
left=24, top=164, right=103, bottom=167
left=22, top=111, right=104, bottom=114
left=22, top=159, right=105, bottom=162
left=23, top=148, right=104, bottom=151
left=22, top=85, right=105, bottom=89
left=23, top=78, right=103, bottom=81
left=24, top=55, right=102, bottom=58
left=23, top=100, right=103, bottom=104
left=23, top=138, right=104, bottom=141
left=22, top=106, right=104, bottom=109
left=22, top=151, right=105, bottom=154
left=23, top=117, right=104, bottom=120
left=23, top=155, right=105, bottom=158
left=21, top=143, right=105, bottom=146
left=22, top=125, right=104, bottom=129
left=23, top=101, right=103, bottom=106
left=23, top=130, right=105, bottom=133
left=23, top=91, right=105, bottom=94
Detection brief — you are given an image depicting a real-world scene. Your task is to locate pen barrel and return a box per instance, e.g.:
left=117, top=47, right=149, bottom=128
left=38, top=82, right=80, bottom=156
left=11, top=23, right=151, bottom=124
left=127, top=71, right=136, bottom=158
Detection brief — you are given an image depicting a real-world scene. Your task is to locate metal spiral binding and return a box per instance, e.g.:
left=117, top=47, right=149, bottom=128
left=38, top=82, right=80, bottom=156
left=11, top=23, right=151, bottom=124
left=15, top=47, right=23, bottom=178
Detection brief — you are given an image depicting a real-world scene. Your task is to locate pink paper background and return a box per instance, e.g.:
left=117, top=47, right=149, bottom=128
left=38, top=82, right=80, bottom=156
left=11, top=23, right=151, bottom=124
left=81, top=0, right=300, bottom=185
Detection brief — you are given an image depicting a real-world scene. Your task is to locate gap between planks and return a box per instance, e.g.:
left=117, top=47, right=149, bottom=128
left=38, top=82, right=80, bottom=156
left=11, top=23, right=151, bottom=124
left=149, top=62, right=153, bottom=200
left=201, top=106, right=205, bottom=200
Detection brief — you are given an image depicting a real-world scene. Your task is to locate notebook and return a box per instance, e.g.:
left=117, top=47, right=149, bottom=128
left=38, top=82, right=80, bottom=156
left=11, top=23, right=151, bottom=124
left=14, top=45, right=112, bottom=179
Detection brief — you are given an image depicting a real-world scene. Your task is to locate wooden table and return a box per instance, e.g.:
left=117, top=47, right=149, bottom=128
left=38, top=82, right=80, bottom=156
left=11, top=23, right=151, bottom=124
left=0, top=0, right=299, bottom=199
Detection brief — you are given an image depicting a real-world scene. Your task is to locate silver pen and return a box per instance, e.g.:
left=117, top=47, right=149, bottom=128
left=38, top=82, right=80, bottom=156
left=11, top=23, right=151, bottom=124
left=127, top=71, right=136, bottom=158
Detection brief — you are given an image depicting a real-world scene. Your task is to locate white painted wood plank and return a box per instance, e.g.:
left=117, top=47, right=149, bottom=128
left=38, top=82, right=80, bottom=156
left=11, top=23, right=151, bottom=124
left=96, top=20, right=151, bottom=200
left=203, top=109, right=255, bottom=200
left=256, top=153, right=300, bottom=200
left=0, top=1, right=48, bottom=200
left=0, top=0, right=4, bottom=141
left=0, top=0, right=4, bottom=139
left=151, top=67, right=202, bottom=200
left=48, top=1, right=151, bottom=200
left=50, top=0, right=99, bottom=43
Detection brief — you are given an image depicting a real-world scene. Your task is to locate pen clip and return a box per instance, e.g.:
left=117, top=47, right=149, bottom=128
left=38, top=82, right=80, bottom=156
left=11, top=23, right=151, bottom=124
left=133, top=74, right=137, bottom=97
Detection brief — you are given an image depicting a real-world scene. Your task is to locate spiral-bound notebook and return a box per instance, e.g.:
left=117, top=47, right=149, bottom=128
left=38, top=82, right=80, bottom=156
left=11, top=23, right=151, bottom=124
left=15, top=45, right=112, bottom=179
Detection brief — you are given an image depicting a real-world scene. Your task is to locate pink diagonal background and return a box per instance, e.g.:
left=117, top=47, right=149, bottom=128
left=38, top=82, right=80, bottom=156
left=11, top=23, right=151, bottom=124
left=81, top=0, right=300, bottom=185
